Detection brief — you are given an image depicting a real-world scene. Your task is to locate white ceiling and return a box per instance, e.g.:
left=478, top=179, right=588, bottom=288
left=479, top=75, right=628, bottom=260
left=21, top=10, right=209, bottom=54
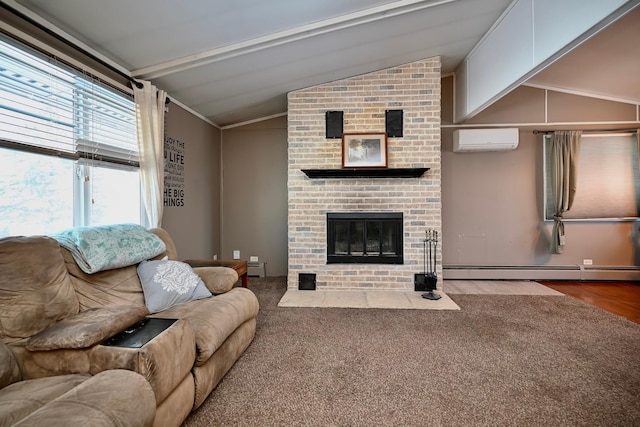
left=8, top=0, right=640, bottom=127
left=526, top=4, right=640, bottom=106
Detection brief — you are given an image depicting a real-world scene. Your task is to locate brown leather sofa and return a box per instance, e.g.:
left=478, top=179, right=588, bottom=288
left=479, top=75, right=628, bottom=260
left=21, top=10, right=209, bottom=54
left=0, top=339, right=156, bottom=426
left=0, top=228, right=259, bottom=427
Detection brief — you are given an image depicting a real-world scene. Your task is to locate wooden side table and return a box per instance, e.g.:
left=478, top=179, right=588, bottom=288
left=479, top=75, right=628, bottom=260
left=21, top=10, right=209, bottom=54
left=184, top=259, right=248, bottom=288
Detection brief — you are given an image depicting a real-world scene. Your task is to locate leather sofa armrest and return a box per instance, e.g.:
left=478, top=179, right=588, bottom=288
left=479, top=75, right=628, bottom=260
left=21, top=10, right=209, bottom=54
left=90, top=319, right=196, bottom=405
left=11, top=319, right=195, bottom=407
left=26, top=306, right=148, bottom=351
left=192, top=267, right=238, bottom=294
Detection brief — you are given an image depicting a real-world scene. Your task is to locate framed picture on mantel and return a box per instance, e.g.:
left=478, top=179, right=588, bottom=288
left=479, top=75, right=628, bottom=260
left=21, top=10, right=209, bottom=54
left=342, top=132, right=388, bottom=168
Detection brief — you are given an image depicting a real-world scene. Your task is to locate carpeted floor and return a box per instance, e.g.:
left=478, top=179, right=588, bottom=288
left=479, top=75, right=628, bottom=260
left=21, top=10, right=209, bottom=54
left=182, top=277, right=640, bottom=427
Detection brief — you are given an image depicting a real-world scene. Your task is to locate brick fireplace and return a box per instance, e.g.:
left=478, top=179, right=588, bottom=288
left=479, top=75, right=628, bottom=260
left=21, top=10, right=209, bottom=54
left=287, top=57, right=441, bottom=291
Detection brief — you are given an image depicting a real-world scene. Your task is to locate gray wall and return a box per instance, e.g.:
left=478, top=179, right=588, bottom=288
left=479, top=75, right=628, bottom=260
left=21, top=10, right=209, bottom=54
left=163, top=104, right=222, bottom=260
left=221, top=116, right=288, bottom=276
left=441, top=76, right=640, bottom=270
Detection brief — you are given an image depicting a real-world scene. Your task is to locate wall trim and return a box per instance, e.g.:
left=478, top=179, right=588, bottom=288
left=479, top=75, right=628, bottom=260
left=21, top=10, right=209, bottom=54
left=443, top=265, right=640, bottom=281
left=221, top=112, right=287, bottom=130
left=441, top=120, right=640, bottom=129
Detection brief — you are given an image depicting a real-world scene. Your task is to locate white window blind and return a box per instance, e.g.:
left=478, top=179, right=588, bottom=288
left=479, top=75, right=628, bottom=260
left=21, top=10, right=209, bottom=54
left=74, top=77, right=138, bottom=163
left=0, top=36, right=137, bottom=165
left=0, top=38, right=75, bottom=154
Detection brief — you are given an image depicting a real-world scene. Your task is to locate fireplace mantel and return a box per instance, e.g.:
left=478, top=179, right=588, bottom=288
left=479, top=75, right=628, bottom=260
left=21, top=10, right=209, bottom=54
left=301, top=168, right=429, bottom=179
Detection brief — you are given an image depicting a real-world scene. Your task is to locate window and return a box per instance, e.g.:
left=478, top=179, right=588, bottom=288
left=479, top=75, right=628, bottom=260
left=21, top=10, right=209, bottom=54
left=0, top=148, right=74, bottom=236
left=0, top=36, right=141, bottom=237
left=544, top=132, right=640, bottom=220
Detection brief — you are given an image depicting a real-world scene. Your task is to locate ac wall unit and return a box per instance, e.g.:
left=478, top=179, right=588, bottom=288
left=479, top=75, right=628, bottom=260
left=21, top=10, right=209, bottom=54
left=453, top=128, right=519, bottom=152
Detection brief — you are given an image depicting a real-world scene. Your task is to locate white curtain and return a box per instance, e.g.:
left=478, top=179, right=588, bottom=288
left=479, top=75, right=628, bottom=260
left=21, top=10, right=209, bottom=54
left=133, top=80, right=167, bottom=228
left=550, top=130, right=581, bottom=254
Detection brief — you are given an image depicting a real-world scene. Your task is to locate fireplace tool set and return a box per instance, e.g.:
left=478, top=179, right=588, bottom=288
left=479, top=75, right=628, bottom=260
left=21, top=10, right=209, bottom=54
left=421, top=229, right=441, bottom=300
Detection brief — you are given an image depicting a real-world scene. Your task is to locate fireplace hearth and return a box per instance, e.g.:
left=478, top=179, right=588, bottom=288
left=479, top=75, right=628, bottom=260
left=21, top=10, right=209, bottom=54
left=327, top=212, right=403, bottom=264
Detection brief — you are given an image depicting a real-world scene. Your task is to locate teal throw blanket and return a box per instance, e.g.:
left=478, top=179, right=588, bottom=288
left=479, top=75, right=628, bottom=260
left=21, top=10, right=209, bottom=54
left=51, top=224, right=166, bottom=274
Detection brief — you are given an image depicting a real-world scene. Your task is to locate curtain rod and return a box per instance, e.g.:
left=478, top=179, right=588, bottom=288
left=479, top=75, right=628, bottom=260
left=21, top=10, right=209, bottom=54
left=1, top=2, right=169, bottom=104
left=533, top=128, right=638, bottom=135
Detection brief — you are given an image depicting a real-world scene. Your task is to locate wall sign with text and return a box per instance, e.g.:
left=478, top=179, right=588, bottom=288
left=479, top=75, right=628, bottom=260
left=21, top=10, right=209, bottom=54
left=164, top=136, right=185, bottom=207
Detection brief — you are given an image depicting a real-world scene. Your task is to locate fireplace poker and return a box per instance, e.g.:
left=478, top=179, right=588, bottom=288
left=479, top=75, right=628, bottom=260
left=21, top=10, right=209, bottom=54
left=432, top=230, right=438, bottom=275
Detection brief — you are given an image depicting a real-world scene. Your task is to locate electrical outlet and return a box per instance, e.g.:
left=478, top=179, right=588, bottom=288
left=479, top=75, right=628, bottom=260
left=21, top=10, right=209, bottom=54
left=212, top=254, right=217, bottom=260
left=583, top=259, right=593, bottom=265
left=233, top=250, right=240, bottom=260
left=250, top=256, right=259, bottom=263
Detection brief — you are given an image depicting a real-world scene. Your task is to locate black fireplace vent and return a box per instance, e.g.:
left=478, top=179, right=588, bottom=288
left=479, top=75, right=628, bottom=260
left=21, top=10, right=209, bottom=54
left=299, top=273, right=316, bottom=290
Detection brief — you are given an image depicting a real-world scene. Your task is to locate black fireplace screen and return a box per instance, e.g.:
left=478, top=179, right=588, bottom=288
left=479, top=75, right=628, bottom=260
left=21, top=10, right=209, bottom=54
left=327, top=212, right=403, bottom=264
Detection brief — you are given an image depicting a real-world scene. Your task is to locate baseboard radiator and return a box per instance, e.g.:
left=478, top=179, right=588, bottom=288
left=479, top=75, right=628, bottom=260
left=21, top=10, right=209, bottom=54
left=443, top=265, right=640, bottom=281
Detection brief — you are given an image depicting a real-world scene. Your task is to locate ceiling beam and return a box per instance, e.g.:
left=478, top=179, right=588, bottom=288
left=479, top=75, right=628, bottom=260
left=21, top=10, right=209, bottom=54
left=131, top=0, right=460, bottom=80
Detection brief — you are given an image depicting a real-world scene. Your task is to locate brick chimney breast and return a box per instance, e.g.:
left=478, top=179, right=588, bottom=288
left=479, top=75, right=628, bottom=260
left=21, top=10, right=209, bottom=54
left=287, top=57, right=442, bottom=291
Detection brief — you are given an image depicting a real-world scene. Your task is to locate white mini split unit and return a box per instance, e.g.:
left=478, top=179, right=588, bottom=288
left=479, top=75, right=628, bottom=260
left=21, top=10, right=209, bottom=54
left=453, top=128, right=519, bottom=152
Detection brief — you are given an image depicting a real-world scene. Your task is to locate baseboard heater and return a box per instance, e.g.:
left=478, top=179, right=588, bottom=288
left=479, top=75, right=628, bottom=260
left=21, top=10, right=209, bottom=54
left=443, top=265, right=640, bottom=281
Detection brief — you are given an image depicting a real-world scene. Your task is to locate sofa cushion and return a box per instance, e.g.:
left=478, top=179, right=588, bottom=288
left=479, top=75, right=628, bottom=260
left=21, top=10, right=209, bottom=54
left=51, top=223, right=166, bottom=274
left=192, top=266, right=238, bottom=294
left=0, top=341, right=21, bottom=388
left=149, top=228, right=178, bottom=260
left=137, top=259, right=212, bottom=313
left=149, top=287, right=259, bottom=366
left=0, top=236, right=79, bottom=342
left=0, top=374, right=88, bottom=426
left=26, top=306, right=148, bottom=351
left=62, top=248, right=147, bottom=310
left=191, top=318, right=256, bottom=409
left=9, top=370, right=155, bottom=427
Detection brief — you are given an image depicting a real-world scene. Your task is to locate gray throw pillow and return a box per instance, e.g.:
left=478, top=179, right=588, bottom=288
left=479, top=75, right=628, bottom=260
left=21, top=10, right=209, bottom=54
left=137, top=258, right=212, bottom=313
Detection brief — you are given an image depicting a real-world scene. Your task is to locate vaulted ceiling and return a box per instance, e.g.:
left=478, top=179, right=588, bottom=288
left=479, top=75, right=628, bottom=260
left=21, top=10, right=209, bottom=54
left=526, top=4, right=640, bottom=106
left=6, top=0, right=640, bottom=127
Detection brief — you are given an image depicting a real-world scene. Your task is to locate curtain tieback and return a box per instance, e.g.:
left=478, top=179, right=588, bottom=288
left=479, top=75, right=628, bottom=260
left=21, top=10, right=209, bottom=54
left=553, top=215, right=566, bottom=246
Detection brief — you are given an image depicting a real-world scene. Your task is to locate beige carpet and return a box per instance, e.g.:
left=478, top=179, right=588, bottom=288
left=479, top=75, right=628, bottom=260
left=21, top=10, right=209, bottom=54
left=183, top=277, right=640, bottom=427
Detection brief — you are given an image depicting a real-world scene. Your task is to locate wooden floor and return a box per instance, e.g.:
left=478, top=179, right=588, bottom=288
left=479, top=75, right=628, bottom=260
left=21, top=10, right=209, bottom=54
left=540, top=281, right=640, bottom=324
